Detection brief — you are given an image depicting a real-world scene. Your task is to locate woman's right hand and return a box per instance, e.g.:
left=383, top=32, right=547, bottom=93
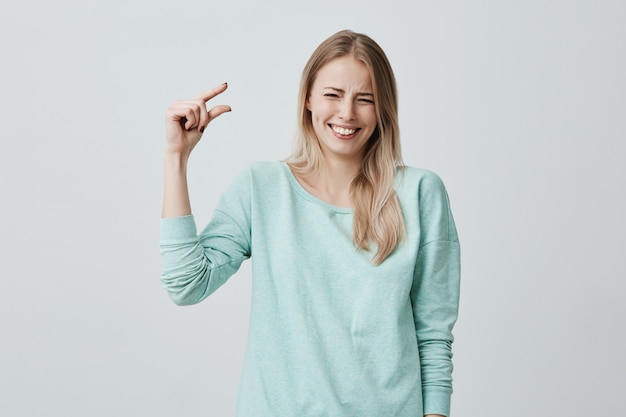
left=164, top=83, right=231, bottom=158
left=161, top=83, right=231, bottom=218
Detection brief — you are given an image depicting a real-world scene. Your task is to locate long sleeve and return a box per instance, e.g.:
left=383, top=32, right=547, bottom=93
left=158, top=162, right=461, bottom=416
left=160, top=168, right=252, bottom=306
left=410, top=172, right=461, bottom=417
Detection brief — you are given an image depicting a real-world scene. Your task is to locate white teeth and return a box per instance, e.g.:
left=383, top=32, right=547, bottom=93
left=332, top=126, right=356, bottom=135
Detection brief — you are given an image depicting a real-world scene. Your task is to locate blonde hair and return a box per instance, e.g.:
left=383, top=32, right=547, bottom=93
left=287, top=29, right=405, bottom=265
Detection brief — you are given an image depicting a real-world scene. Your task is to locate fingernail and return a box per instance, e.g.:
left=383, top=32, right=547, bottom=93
left=222, top=82, right=228, bottom=87
left=199, top=126, right=205, bottom=133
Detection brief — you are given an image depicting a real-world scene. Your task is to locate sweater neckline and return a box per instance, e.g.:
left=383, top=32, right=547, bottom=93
left=280, top=162, right=353, bottom=214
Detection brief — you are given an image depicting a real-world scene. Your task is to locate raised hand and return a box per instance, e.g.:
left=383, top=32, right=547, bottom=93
left=164, top=83, right=231, bottom=158
left=161, top=83, right=231, bottom=218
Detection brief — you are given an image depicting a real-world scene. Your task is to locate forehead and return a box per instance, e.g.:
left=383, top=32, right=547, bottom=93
left=312, top=56, right=372, bottom=90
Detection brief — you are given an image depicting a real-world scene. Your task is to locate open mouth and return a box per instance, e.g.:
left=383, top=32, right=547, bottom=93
left=330, top=124, right=359, bottom=137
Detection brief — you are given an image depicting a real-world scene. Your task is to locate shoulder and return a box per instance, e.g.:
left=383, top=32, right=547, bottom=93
left=395, top=166, right=449, bottom=198
left=237, top=160, right=284, bottom=179
left=227, top=161, right=284, bottom=184
left=217, top=161, right=285, bottom=213
left=223, top=161, right=289, bottom=200
left=240, top=161, right=287, bottom=188
left=396, top=165, right=458, bottom=243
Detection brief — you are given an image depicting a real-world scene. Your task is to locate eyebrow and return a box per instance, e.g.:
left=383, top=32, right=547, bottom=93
left=323, top=87, right=374, bottom=97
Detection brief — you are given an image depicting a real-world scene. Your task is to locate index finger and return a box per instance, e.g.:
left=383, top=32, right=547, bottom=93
left=195, top=82, right=228, bottom=102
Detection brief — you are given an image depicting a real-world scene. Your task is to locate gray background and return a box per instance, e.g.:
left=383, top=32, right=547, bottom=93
left=1, top=0, right=624, bottom=416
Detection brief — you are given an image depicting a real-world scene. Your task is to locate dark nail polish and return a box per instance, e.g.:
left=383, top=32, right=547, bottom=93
left=199, top=126, right=205, bottom=133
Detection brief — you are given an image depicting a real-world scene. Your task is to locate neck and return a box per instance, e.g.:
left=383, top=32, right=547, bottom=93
left=325, top=152, right=361, bottom=178
left=304, top=155, right=362, bottom=207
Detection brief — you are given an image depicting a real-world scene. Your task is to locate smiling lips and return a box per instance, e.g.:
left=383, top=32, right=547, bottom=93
left=331, top=124, right=359, bottom=138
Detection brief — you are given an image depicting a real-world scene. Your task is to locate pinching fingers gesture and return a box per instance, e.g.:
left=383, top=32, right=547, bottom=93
left=164, top=83, right=231, bottom=157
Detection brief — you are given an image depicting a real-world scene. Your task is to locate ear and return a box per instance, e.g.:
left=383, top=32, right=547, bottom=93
left=305, top=97, right=312, bottom=111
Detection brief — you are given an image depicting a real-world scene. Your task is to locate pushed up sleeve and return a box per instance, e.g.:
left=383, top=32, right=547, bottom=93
left=160, top=168, right=252, bottom=306
left=410, top=172, right=461, bottom=417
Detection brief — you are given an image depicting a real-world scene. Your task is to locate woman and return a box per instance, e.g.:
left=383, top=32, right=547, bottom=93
left=161, top=30, right=460, bottom=417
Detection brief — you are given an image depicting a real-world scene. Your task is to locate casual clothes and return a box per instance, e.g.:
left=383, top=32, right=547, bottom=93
left=160, top=161, right=460, bottom=417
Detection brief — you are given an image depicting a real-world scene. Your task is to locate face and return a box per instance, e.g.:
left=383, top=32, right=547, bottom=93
left=306, top=56, right=377, bottom=164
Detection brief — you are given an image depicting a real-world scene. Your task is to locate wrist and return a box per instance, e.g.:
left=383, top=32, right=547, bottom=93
left=163, top=152, right=190, bottom=171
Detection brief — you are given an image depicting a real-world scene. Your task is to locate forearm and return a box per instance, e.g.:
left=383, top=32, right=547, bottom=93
left=161, top=84, right=231, bottom=218
left=413, top=239, right=460, bottom=417
left=162, top=153, right=192, bottom=218
left=160, top=177, right=251, bottom=306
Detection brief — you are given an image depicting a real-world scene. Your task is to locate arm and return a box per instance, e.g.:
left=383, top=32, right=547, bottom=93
left=160, top=84, right=250, bottom=306
left=411, top=173, right=461, bottom=417
left=160, top=207, right=251, bottom=306
left=162, top=83, right=231, bottom=218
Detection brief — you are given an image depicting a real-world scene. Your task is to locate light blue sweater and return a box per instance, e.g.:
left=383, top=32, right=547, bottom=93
left=160, top=161, right=460, bottom=417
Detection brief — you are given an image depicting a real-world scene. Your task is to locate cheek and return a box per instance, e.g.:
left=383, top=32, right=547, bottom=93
left=311, top=101, right=333, bottom=121
left=360, top=108, right=377, bottom=128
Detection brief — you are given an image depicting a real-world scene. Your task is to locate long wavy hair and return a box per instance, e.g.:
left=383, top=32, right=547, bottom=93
left=286, top=29, right=405, bottom=265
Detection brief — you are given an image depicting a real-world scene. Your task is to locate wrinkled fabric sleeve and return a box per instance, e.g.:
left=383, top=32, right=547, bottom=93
left=410, top=172, right=461, bottom=417
left=160, top=168, right=252, bottom=306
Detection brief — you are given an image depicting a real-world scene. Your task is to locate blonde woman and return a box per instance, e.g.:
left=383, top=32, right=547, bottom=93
left=161, top=30, right=460, bottom=417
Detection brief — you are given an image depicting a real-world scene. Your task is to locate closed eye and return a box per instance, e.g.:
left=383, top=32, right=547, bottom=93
left=324, top=93, right=339, bottom=98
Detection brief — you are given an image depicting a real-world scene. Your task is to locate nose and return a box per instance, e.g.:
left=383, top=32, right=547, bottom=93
left=338, top=99, right=355, bottom=121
